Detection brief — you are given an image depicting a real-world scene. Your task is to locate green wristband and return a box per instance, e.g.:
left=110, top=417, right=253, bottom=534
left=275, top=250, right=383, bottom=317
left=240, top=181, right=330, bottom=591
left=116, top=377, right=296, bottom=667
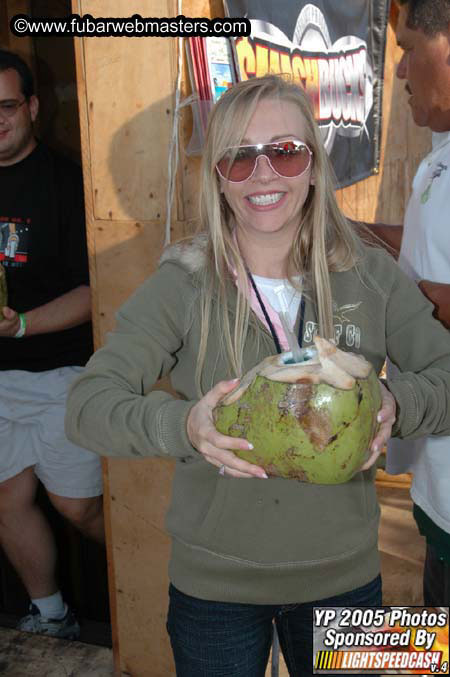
left=14, top=312, right=26, bottom=338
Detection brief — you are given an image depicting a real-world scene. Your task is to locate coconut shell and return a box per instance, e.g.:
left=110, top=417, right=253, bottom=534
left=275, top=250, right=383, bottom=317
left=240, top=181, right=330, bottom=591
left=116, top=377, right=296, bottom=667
left=214, top=336, right=381, bottom=484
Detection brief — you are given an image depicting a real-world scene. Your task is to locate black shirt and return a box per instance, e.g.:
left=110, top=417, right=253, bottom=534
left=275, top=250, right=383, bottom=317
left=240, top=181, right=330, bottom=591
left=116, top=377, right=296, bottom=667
left=0, top=143, right=93, bottom=371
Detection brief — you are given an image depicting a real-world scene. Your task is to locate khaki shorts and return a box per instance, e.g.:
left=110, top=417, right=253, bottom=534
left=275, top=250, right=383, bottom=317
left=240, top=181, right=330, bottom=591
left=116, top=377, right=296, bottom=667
left=0, top=367, right=103, bottom=498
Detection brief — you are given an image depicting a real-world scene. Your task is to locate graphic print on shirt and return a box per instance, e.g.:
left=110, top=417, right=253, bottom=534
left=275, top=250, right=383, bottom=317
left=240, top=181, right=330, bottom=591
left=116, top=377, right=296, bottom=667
left=303, top=301, right=362, bottom=349
left=421, top=161, right=448, bottom=204
left=0, top=219, right=30, bottom=268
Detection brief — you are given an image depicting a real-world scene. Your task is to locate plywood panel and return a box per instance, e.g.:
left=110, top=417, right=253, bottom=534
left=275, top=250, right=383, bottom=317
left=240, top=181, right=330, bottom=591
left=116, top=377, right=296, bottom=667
left=107, top=458, right=175, bottom=677
left=0, top=626, right=113, bottom=676
left=74, top=2, right=183, bottom=674
left=79, top=0, right=176, bottom=223
left=92, top=218, right=193, bottom=336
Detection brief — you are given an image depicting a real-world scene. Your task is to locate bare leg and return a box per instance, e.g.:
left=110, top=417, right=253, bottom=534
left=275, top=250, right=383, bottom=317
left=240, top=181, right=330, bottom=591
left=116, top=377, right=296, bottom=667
left=47, top=492, right=105, bottom=545
left=0, top=467, right=58, bottom=599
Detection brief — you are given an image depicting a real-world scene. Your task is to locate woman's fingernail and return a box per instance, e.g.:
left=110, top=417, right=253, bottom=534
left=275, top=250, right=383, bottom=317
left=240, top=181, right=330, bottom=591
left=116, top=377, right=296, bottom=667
left=261, top=472, right=269, bottom=479
left=377, top=414, right=383, bottom=423
left=373, top=444, right=379, bottom=452
left=248, top=442, right=254, bottom=450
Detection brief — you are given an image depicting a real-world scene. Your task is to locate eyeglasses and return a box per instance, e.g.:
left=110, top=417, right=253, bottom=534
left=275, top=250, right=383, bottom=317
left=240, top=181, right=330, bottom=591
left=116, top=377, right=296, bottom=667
left=216, top=139, right=313, bottom=183
left=0, top=99, right=27, bottom=119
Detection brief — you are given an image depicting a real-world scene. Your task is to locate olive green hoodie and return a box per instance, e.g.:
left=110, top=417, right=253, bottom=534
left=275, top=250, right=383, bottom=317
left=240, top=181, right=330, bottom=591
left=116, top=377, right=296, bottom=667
left=66, top=236, right=450, bottom=604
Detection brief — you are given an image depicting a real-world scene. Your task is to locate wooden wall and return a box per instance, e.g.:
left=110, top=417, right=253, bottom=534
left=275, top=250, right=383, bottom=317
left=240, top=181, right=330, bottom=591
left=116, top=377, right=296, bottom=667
left=73, top=2, right=192, bottom=673
left=73, top=2, right=431, bottom=675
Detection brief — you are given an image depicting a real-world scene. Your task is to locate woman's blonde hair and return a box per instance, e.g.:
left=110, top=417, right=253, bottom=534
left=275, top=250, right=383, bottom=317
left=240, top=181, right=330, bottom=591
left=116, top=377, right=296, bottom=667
left=195, top=74, right=362, bottom=393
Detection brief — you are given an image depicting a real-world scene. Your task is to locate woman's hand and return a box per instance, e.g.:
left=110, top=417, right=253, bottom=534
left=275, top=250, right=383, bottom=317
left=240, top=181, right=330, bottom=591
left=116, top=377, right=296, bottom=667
left=359, top=381, right=397, bottom=471
left=186, top=379, right=268, bottom=479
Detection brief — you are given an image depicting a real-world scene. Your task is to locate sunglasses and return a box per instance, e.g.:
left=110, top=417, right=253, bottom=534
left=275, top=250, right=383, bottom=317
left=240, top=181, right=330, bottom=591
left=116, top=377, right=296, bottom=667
left=216, top=139, right=313, bottom=183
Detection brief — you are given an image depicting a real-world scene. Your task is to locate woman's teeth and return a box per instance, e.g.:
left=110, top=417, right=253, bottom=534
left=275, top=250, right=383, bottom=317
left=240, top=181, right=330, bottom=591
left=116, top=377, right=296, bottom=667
left=248, top=192, right=284, bottom=206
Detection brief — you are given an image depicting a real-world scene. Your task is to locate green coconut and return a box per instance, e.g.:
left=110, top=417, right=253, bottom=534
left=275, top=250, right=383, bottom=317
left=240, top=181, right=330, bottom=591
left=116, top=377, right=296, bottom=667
left=214, top=336, right=381, bottom=484
left=0, top=264, right=7, bottom=320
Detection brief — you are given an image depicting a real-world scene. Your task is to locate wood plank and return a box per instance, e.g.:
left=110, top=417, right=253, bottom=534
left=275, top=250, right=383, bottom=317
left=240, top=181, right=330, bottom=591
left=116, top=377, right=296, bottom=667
left=92, top=218, right=191, bottom=336
left=78, top=0, right=175, bottom=223
left=73, top=20, right=120, bottom=674
left=107, top=459, right=175, bottom=677
left=0, top=627, right=113, bottom=677
left=377, top=487, right=424, bottom=606
left=376, top=469, right=412, bottom=489
left=74, top=2, right=186, bottom=674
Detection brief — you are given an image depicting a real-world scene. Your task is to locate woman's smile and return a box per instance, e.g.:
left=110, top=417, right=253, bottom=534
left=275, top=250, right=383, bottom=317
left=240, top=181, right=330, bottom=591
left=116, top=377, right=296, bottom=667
left=245, top=191, right=286, bottom=209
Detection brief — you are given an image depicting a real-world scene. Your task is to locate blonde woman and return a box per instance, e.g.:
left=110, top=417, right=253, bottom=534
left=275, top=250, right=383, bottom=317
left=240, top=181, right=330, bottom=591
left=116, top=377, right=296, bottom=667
left=66, top=75, right=450, bottom=676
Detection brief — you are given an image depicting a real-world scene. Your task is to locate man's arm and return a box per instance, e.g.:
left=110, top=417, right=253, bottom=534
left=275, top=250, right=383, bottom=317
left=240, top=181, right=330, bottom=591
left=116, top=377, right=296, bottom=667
left=360, top=223, right=450, bottom=327
left=366, top=223, right=403, bottom=258
left=358, top=221, right=450, bottom=328
left=353, top=220, right=404, bottom=258
left=0, top=284, right=91, bottom=338
left=418, top=280, right=450, bottom=329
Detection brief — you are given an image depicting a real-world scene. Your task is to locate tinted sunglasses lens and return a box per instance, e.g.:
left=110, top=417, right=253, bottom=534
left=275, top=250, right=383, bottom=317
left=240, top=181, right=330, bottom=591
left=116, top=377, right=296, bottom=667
left=217, top=142, right=311, bottom=181
left=217, top=147, right=256, bottom=182
left=268, top=142, right=310, bottom=177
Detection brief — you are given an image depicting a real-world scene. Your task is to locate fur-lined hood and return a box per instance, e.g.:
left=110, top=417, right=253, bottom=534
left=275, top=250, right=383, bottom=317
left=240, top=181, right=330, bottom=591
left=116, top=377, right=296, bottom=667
left=159, top=233, right=208, bottom=275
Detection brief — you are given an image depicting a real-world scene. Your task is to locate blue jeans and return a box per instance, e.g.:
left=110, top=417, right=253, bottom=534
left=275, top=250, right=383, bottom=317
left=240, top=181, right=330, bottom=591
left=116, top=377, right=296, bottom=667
left=167, top=575, right=382, bottom=676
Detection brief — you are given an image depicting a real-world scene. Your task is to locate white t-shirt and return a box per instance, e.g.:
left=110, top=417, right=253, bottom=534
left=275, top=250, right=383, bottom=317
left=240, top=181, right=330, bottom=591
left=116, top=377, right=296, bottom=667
left=386, top=131, right=450, bottom=533
left=252, top=275, right=301, bottom=327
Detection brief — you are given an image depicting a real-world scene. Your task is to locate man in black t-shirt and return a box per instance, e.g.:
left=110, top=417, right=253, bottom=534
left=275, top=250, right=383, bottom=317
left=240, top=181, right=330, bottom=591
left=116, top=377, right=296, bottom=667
left=0, top=50, right=104, bottom=639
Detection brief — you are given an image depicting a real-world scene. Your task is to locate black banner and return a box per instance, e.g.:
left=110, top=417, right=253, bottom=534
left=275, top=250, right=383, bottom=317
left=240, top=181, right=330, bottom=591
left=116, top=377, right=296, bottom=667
left=225, top=1, right=390, bottom=188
